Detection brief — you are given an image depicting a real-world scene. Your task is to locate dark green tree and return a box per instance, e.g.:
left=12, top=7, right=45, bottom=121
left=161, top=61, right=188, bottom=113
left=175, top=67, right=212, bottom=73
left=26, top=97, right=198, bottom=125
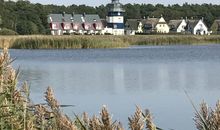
left=1, top=0, right=220, bottom=34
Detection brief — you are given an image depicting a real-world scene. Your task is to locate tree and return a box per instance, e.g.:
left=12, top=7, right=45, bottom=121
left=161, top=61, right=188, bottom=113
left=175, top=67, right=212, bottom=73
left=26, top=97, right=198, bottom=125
left=0, top=15, right=2, bottom=28
left=1, top=0, right=220, bottom=34
left=16, top=20, right=38, bottom=35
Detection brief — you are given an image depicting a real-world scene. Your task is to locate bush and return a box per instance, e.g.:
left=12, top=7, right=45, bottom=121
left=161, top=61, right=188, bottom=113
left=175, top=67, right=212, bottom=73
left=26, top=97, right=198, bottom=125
left=0, top=28, right=18, bottom=35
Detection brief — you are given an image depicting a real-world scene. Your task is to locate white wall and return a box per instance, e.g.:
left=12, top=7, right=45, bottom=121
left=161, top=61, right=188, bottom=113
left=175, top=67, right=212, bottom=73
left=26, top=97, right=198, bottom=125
left=112, top=29, right=124, bottom=35
left=125, top=30, right=135, bottom=35
left=177, top=20, right=187, bottom=33
left=193, top=20, right=208, bottom=35
left=156, top=24, right=169, bottom=33
left=107, top=16, right=124, bottom=23
left=156, top=17, right=170, bottom=33
left=137, top=22, right=143, bottom=33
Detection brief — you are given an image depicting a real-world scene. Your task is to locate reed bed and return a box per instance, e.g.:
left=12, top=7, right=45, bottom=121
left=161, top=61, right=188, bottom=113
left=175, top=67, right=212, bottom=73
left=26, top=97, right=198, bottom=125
left=193, top=100, right=220, bottom=130
left=0, top=48, right=219, bottom=130
left=0, top=35, right=220, bottom=49
left=124, top=35, right=220, bottom=46
left=0, top=35, right=129, bottom=49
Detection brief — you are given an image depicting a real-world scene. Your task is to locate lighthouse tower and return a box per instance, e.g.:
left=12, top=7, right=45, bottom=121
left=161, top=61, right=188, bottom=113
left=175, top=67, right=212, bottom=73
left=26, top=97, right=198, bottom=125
left=107, top=0, right=125, bottom=35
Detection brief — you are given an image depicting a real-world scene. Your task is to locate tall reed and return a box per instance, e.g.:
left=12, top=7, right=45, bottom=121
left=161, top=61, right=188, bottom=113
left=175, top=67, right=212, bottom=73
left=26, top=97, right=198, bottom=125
left=125, top=35, right=220, bottom=46
left=0, top=35, right=128, bottom=49
left=1, top=35, right=220, bottom=49
left=194, top=100, right=220, bottom=130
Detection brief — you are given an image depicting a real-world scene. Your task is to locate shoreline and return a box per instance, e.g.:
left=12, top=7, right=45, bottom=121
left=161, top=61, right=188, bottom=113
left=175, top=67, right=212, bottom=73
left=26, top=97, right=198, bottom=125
left=0, top=35, right=220, bottom=49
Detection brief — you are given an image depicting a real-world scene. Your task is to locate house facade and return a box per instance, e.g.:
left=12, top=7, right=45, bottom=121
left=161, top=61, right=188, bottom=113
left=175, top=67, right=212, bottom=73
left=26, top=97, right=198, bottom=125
left=48, top=13, right=103, bottom=35
left=187, top=19, right=208, bottom=35
left=125, top=19, right=142, bottom=35
left=141, top=16, right=169, bottom=34
left=155, top=17, right=170, bottom=33
left=169, top=19, right=187, bottom=33
left=124, top=16, right=170, bottom=35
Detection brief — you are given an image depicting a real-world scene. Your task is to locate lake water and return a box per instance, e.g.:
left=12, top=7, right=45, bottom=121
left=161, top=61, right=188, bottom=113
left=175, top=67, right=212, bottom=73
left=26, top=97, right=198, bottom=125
left=10, top=44, right=220, bottom=130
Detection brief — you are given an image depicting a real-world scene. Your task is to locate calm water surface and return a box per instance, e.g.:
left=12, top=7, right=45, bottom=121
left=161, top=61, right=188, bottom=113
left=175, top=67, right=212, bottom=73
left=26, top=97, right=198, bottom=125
left=11, top=45, right=220, bottom=130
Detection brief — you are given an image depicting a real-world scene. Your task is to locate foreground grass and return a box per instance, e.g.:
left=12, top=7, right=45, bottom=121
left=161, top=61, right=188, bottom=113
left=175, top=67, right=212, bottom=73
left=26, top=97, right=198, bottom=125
left=0, top=35, right=220, bottom=49
left=0, top=48, right=220, bottom=130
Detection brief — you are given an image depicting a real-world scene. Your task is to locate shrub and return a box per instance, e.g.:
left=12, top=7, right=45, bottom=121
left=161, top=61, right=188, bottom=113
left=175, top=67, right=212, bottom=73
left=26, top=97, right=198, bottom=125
left=0, top=28, right=18, bottom=35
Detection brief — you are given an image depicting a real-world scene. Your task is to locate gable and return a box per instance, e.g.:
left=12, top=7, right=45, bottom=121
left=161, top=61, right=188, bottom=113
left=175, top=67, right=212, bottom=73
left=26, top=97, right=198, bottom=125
left=194, top=20, right=208, bottom=30
left=158, top=17, right=166, bottom=23
left=125, top=19, right=140, bottom=30
left=169, top=20, right=186, bottom=30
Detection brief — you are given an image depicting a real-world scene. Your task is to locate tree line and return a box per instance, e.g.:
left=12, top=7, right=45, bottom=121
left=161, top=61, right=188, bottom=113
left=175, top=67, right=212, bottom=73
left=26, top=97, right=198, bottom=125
left=0, top=0, right=220, bottom=35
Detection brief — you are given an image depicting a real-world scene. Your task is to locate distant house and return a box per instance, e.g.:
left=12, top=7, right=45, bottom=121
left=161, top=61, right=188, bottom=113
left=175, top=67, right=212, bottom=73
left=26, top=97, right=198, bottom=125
left=155, top=16, right=170, bottom=33
left=124, top=16, right=169, bottom=35
left=48, top=14, right=63, bottom=35
left=211, top=20, right=220, bottom=34
left=168, top=19, right=187, bottom=33
left=187, top=19, right=208, bottom=35
left=142, top=16, right=169, bottom=34
left=48, top=13, right=103, bottom=35
left=125, top=19, right=143, bottom=35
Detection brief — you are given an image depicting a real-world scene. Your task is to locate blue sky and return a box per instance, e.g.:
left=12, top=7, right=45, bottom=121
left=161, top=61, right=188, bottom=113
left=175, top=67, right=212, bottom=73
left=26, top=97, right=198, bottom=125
left=30, top=0, right=219, bottom=6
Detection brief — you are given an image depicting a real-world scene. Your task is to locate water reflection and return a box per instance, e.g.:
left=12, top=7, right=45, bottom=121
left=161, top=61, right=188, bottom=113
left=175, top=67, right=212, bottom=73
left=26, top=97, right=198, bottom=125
left=18, top=61, right=220, bottom=94
left=17, top=60, right=220, bottom=94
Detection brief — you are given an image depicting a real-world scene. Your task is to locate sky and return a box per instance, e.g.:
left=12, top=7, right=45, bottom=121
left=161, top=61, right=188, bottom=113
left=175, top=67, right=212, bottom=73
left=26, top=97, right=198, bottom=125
left=30, top=0, right=219, bottom=7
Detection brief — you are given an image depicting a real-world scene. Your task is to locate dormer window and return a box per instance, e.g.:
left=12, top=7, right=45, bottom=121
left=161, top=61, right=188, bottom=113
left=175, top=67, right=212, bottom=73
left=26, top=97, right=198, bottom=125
left=81, top=17, right=85, bottom=23
left=70, top=17, right=74, bottom=22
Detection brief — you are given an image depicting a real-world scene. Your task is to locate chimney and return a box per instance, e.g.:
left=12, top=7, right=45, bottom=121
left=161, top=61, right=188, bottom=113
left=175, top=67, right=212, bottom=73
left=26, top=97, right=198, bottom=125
left=202, top=17, right=204, bottom=21
left=70, top=12, right=74, bottom=22
left=185, top=16, right=188, bottom=22
left=83, top=12, right=86, bottom=17
left=62, top=12, right=65, bottom=17
left=72, top=12, right=75, bottom=17
left=49, top=16, right=53, bottom=22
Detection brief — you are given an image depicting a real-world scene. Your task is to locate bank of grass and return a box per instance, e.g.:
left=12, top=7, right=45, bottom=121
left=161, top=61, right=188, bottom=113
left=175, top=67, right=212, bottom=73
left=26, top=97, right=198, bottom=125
left=0, top=35, right=129, bottom=49
left=125, top=35, right=220, bottom=46
left=0, top=35, right=220, bottom=49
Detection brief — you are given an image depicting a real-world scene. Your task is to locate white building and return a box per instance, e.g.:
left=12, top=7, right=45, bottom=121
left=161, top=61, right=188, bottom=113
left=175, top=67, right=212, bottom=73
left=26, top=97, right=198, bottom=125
left=106, top=0, right=125, bottom=35
left=169, top=19, right=187, bottom=33
left=155, top=16, right=170, bottom=33
left=187, top=19, right=208, bottom=35
left=125, top=19, right=143, bottom=35
left=142, top=16, right=169, bottom=34
left=48, top=13, right=103, bottom=35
